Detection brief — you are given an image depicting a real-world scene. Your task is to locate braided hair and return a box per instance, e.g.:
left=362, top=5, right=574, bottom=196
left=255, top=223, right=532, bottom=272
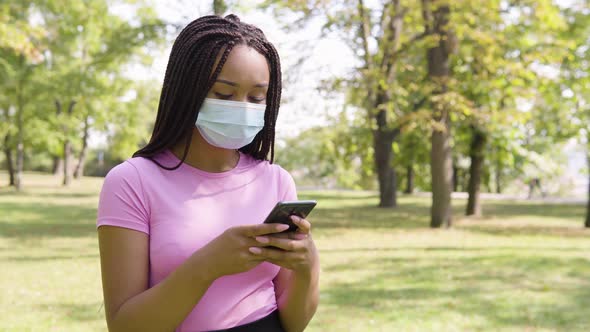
left=132, top=14, right=282, bottom=170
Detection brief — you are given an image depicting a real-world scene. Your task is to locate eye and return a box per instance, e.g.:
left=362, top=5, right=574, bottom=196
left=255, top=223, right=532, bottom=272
left=214, top=92, right=265, bottom=103
left=249, top=97, right=265, bottom=103
left=215, top=92, right=232, bottom=99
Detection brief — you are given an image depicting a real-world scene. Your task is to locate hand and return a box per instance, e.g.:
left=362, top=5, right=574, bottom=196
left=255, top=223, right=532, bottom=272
left=249, top=215, right=319, bottom=275
left=201, top=223, right=290, bottom=279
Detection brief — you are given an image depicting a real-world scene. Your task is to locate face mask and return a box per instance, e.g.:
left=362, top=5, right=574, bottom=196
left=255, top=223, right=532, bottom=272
left=195, top=97, right=266, bottom=149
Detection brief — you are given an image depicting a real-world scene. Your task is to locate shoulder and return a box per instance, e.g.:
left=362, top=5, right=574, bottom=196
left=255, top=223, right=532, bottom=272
left=104, top=159, right=138, bottom=179
left=244, top=155, right=294, bottom=182
left=255, top=158, right=297, bottom=195
left=273, top=162, right=295, bottom=185
left=105, top=155, right=166, bottom=181
left=102, top=155, right=162, bottom=192
left=100, top=160, right=142, bottom=195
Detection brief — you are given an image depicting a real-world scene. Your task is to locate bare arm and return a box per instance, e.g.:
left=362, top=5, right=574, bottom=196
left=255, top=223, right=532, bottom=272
left=98, top=223, right=290, bottom=332
left=255, top=216, right=320, bottom=332
left=274, top=263, right=320, bottom=332
left=98, top=225, right=216, bottom=332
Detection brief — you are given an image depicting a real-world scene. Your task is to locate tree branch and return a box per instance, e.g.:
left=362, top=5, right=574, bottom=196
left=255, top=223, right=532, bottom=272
left=357, top=0, right=373, bottom=71
left=392, top=31, right=427, bottom=59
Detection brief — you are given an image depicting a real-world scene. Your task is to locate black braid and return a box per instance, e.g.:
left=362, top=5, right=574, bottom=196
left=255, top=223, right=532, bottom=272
left=132, top=14, right=282, bottom=169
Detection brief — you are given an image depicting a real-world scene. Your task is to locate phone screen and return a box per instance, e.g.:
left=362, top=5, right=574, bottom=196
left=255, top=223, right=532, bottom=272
left=263, top=200, right=317, bottom=232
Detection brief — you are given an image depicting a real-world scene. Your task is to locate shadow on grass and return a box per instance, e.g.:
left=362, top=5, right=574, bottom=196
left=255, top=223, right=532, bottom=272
left=309, top=206, right=430, bottom=230
left=323, top=255, right=590, bottom=330
left=36, top=302, right=103, bottom=322
left=0, top=201, right=97, bottom=239
left=2, top=254, right=98, bottom=262
left=298, top=192, right=586, bottom=232
left=0, top=189, right=96, bottom=198
left=0, top=190, right=585, bottom=240
left=320, top=246, right=589, bottom=253
left=464, top=225, right=590, bottom=238
left=308, top=203, right=585, bottom=232
left=299, top=192, right=379, bottom=201
left=33, top=192, right=97, bottom=198
left=472, top=201, right=585, bottom=220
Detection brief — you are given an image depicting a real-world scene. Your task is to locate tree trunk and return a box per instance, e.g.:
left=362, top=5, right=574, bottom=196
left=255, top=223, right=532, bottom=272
left=466, top=127, right=487, bottom=216
left=15, top=57, right=25, bottom=191
left=74, top=114, right=90, bottom=179
left=53, top=98, right=63, bottom=176
left=63, top=140, right=72, bottom=185
left=495, top=158, right=502, bottom=194
left=357, top=0, right=404, bottom=207
left=404, top=164, right=414, bottom=194
left=3, top=134, right=15, bottom=186
left=452, top=164, right=459, bottom=192
left=483, top=166, right=492, bottom=193
left=52, top=157, right=63, bottom=175
left=373, top=117, right=399, bottom=207
left=423, top=0, right=453, bottom=228
left=55, top=100, right=76, bottom=186
left=62, top=100, right=76, bottom=186
left=430, top=117, right=453, bottom=227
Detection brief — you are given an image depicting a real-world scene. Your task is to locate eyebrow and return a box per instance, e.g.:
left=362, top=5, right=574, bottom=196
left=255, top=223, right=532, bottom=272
left=216, top=79, right=268, bottom=88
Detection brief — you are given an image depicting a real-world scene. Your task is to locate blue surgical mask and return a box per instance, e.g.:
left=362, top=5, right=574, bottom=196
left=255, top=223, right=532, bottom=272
left=195, top=97, right=266, bottom=149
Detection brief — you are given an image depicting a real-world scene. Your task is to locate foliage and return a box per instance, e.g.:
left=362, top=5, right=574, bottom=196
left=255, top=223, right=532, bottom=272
left=0, top=0, right=166, bottom=186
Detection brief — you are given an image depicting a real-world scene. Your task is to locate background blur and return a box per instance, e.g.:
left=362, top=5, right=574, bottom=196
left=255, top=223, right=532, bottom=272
left=1, top=0, right=590, bottom=331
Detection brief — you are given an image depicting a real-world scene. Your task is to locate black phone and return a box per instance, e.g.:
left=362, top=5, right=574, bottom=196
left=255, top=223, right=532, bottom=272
left=262, top=200, right=317, bottom=232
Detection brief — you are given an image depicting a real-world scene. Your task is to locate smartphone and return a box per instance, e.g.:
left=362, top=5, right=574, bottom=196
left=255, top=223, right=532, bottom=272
left=262, top=200, right=317, bottom=232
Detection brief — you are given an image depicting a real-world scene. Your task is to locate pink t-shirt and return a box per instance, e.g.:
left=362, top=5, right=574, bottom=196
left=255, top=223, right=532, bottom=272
left=96, top=149, right=298, bottom=331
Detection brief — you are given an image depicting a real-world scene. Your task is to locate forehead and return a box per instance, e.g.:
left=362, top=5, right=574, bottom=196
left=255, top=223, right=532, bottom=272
left=214, top=44, right=270, bottom=84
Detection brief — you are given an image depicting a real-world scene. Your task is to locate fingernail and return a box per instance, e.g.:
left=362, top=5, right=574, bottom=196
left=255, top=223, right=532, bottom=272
left=249, top=247, right=262, bottom=254
left=291, top=215, right=301, bottom=222
left=255, top=236, right=269, bottom=243
left=293, top=233, right=307, bottom=240
left=277, top=224, right=289, bottom=231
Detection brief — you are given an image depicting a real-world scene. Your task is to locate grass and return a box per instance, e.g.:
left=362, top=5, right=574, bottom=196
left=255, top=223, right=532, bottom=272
left=0, top=172, right=589, bottom=331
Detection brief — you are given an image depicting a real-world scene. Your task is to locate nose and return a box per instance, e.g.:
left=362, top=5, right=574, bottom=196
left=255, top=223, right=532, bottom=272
left=234, top=93, right=249, bottom=103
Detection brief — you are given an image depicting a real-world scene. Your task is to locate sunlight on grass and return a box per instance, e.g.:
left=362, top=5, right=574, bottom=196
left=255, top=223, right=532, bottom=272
left=0, top=175, right=589, bottom=331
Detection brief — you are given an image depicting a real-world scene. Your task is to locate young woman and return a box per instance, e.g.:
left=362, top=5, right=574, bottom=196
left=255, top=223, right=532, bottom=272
left=96, top=14, right=320, bottom=332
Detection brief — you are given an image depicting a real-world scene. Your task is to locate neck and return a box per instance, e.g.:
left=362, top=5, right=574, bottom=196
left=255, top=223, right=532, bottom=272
left=171, top=128, right=240, bottom=173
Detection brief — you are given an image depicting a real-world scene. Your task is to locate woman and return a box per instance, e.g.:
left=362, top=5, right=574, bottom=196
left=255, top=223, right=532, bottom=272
left=96, top=14, right=320, bottom=332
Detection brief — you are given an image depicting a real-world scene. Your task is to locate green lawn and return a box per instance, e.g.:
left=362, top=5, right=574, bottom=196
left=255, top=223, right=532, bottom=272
left=1, top=173, right=589, bottom=331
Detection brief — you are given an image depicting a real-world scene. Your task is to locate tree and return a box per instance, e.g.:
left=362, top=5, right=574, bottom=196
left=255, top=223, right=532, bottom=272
left=557, top=0, right=590, bottom=226
left=450, top=0, right=568, bottom=217
left=213, top=0, right=228, bottom=15
left=422, top=0, right=455, bottom=227
left=0, top=0, right=48, bottom=189
left=1, top=0, right=165, bottom=188
left=261, top=0, right=432, bottom=207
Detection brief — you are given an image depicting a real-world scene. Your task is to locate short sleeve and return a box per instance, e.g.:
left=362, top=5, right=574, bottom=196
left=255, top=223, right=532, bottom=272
left=96, top=161, right=150, bottom=235
left=277, top=165, right=298, bottom=201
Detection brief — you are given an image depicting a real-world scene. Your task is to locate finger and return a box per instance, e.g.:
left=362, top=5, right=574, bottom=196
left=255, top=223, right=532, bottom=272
left=268, top=232, right=307, bottom=240
left=261, top=253, right=307, bottom=270
left=239, top=223, right=290, bottom=237
left=267, top=232, right=292, bottom=239
left=248, top=246, right=290, bottom=261
left=290, top=232, right=308, bottom=240
left=254, top=236, right=303, bottom=251
left=290, top=215, right=311, bottom=234
left=261, top=257, right=289, bottom=269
